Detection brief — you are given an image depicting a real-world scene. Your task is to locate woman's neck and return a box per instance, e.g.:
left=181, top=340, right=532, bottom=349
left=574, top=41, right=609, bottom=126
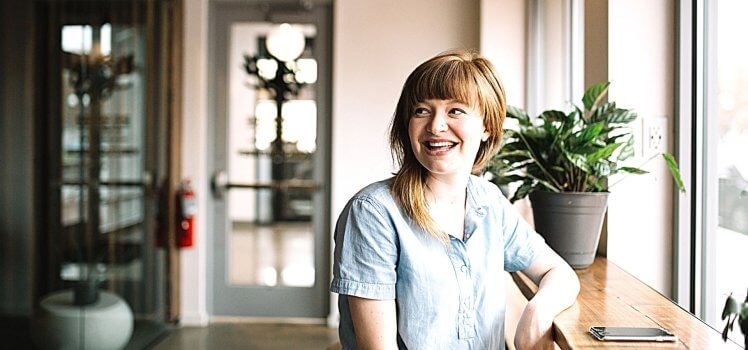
left=425, top=173, right=470, bottom=206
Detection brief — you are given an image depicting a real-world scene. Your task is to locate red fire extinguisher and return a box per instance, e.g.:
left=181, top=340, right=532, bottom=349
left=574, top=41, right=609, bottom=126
left=177, top=178, right=197, bottom=248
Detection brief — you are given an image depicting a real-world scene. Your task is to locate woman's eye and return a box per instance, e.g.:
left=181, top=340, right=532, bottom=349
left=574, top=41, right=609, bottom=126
left=449, top=108, right=467, bottom=116
left=414, top=107, right=430, bottom=116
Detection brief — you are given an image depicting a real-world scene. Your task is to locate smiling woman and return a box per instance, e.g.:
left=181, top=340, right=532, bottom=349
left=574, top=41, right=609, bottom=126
left=389, top=51, right=506, bottom=243
left=330, top=50, right=580, bottom=349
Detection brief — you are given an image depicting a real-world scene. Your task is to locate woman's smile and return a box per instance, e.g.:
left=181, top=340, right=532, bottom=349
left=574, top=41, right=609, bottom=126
left=422, top=138, right=459, bottom=155
left=408, top=99, right=487, bottom=178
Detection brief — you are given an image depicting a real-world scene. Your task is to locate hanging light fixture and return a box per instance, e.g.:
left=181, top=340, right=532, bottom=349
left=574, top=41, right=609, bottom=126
left=265, top=23, right=305, bottom=62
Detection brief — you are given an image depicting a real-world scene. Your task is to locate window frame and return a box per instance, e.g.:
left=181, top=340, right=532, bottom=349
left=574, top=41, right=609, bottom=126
left=674, top=0, right=728, bottom=327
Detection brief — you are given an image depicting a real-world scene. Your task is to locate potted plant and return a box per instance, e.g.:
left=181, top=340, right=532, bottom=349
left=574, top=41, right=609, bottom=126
left=722, top=290, right=748, bottom=348
left=486, top=82, right=684, bottom=269
left=33, top=52, right=135, bottom=350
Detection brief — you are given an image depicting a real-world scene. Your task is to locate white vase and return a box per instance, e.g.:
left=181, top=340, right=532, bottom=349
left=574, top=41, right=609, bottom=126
left=33, top=289, right=134, bottom=350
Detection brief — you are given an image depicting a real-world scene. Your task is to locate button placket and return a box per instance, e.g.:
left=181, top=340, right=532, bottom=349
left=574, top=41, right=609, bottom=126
left=449, top=239, right=475, bottom=340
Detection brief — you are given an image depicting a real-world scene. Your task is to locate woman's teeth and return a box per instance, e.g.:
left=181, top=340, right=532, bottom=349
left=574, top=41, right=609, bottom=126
left=426, top=141, right=456, bottom=151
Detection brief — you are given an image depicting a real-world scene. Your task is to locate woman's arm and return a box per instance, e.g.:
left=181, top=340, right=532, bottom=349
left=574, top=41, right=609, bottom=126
left=514, top=244, right=580, bottom=349
left=347, top=296, right=398, bottom=350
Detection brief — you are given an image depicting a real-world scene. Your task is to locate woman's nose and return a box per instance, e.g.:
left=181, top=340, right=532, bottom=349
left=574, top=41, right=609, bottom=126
left=427, top=112, right=448, bottom=134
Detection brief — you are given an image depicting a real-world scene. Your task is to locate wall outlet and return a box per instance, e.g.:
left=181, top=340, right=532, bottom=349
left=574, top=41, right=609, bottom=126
left=642, top=116, right=668, bottom=158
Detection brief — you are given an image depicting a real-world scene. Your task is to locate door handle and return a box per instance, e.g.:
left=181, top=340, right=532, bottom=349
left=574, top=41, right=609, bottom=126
left=211, top=169, right=322, bottom=200
left=211, top=170, right=229, bottom=199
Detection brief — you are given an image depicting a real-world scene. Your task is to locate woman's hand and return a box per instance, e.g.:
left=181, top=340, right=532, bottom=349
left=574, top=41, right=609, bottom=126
left=515, top=243, right=580, bottom=349
left=514, top=300, right=555, bottom=350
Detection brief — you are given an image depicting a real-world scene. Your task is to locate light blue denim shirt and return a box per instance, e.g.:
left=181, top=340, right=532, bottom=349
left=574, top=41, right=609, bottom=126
left=331, top=175, right=545, bottom=350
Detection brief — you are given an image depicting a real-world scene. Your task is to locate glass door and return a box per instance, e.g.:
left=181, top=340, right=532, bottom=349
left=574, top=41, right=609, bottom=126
left=209, top=2, right=331, bottom=318
left=35, top=0, right=178, bottom=348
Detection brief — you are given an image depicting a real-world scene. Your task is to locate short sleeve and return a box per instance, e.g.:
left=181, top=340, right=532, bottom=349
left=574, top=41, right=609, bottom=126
left=499, top=195, right=545, bottom=272
left=330, top=197, right=398, bottom=300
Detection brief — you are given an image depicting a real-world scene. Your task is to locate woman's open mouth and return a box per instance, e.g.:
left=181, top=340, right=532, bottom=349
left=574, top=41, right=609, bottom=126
left=424, top=141, right=457, bottom=155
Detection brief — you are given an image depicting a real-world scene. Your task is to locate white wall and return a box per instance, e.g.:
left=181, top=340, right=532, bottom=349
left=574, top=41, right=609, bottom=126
left=180, top=0, right=210, bottom=326
left=480, top=0, right=527, bottom=109
left=605, top=0, right=676, bottom=296
left=331, top=0, right=480, bottom=209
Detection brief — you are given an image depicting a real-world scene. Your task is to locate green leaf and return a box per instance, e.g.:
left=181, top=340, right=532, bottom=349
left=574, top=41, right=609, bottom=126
left=540, top=110, right=566, bottom=123
left=523, top=127, right=547, bottom=140
left=507, top=105, right=532, bottom=126
left=609, top=131, right=633, bottom=143
left=566, top=106, right=584, bottom=128
left=591, top=102, right=616, bottom=123
left=619, top=166, right=649, bottom=174
left=502, top=155, right=533, bottom=164
left=503, top=129, right=519, bottom=137
left=499, top=141, right=525, bottom=152
left=570, top=144, right=600, bottom=156
left=591, top=180, right=604, bottom=192
left=526, top=173, right=562, bottom=192
left=504, top=160, right=533, bottom=172
left=495, top=174, right=525, bottom=185
left=723, top=295, right=739, bottom=320
left=607, top=109, right=638, bottom=125
left=722, top=321, right=731, bottom=341
left=588, top=143, right=622, bottom=163
left=618, top=136, right=636, bottom=161
left=495, top=149, right=532, bottom=160
left=542, top=119, right=560, bottom=139
left=591, top=161, right=612, bottom=177
left=582, top=81, right=610, bottom=111
left=576, top=122, right=605, bottom=145
left=662, top=153, right=686, bottom=193
left=563, top=151, right=591, bottom=173
left=510, top=181, right=535, bottom=203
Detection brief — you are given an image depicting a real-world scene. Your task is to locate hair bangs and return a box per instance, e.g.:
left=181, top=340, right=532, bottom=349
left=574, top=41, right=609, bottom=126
left=406, top=59, right=481, bottom=113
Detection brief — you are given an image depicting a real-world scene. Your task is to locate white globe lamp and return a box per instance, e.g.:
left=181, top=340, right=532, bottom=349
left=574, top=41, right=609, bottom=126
left=265, top=23, right=305, bottom=62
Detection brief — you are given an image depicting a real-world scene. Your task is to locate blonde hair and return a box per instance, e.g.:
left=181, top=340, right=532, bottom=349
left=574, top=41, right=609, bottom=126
left=389, top=49, right=506, bottom=242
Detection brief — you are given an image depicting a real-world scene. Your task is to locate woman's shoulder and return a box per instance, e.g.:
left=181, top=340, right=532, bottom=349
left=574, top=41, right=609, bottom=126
left=469, top=174, right=504, bottom=198
left=348, top=178, right=396, bottom=207
left=338, top=178, right=398, bottom=221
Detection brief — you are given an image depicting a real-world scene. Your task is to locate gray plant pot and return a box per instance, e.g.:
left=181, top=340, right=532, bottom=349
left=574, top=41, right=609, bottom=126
left=529, top=191, right=609, bottom=269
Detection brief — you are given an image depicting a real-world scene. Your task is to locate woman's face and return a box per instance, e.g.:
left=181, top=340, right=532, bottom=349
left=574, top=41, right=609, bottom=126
left=408, top=98, right=488, bottom=179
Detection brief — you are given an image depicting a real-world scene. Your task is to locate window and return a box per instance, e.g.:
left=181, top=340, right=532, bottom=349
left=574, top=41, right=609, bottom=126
left=676, top=0, right=748, bottom=343
left=705, top=0, right=748, bottom=335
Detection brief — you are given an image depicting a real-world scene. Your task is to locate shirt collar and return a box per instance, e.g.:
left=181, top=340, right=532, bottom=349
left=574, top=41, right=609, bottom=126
left=463, top=176, right=489, bottom=241
left=466, top=175, right=489, bottom=216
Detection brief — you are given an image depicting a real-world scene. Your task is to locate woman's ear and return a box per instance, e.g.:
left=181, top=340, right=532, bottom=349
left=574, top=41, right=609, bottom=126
left=481, top=131, right=489, bottom=142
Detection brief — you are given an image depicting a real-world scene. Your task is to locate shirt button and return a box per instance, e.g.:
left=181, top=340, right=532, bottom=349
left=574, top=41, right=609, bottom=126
left=460, top=265, right=467, bottom=272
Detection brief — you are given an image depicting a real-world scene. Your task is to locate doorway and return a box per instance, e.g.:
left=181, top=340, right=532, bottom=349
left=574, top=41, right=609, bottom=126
left=34, top=0, right=181, bottom=347
left=208, top=1, right=332, bottom=318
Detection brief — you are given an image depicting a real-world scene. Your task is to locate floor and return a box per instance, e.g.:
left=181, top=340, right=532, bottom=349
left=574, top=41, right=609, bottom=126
left=153, top=323, right=339, bottom=350
left=152, top=222, right=336, bottom=349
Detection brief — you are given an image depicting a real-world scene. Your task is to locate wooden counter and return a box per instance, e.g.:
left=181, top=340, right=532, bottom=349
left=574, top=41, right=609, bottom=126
left=511, top=257, right=743, bottom=349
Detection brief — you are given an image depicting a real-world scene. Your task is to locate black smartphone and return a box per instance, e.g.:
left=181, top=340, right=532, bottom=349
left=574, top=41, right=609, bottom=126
left=589, top=326, right=678, bottom=342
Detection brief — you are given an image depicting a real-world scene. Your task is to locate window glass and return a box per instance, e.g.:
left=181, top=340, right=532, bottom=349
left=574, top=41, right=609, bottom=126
left=712, top=0, right=748, bottom=342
